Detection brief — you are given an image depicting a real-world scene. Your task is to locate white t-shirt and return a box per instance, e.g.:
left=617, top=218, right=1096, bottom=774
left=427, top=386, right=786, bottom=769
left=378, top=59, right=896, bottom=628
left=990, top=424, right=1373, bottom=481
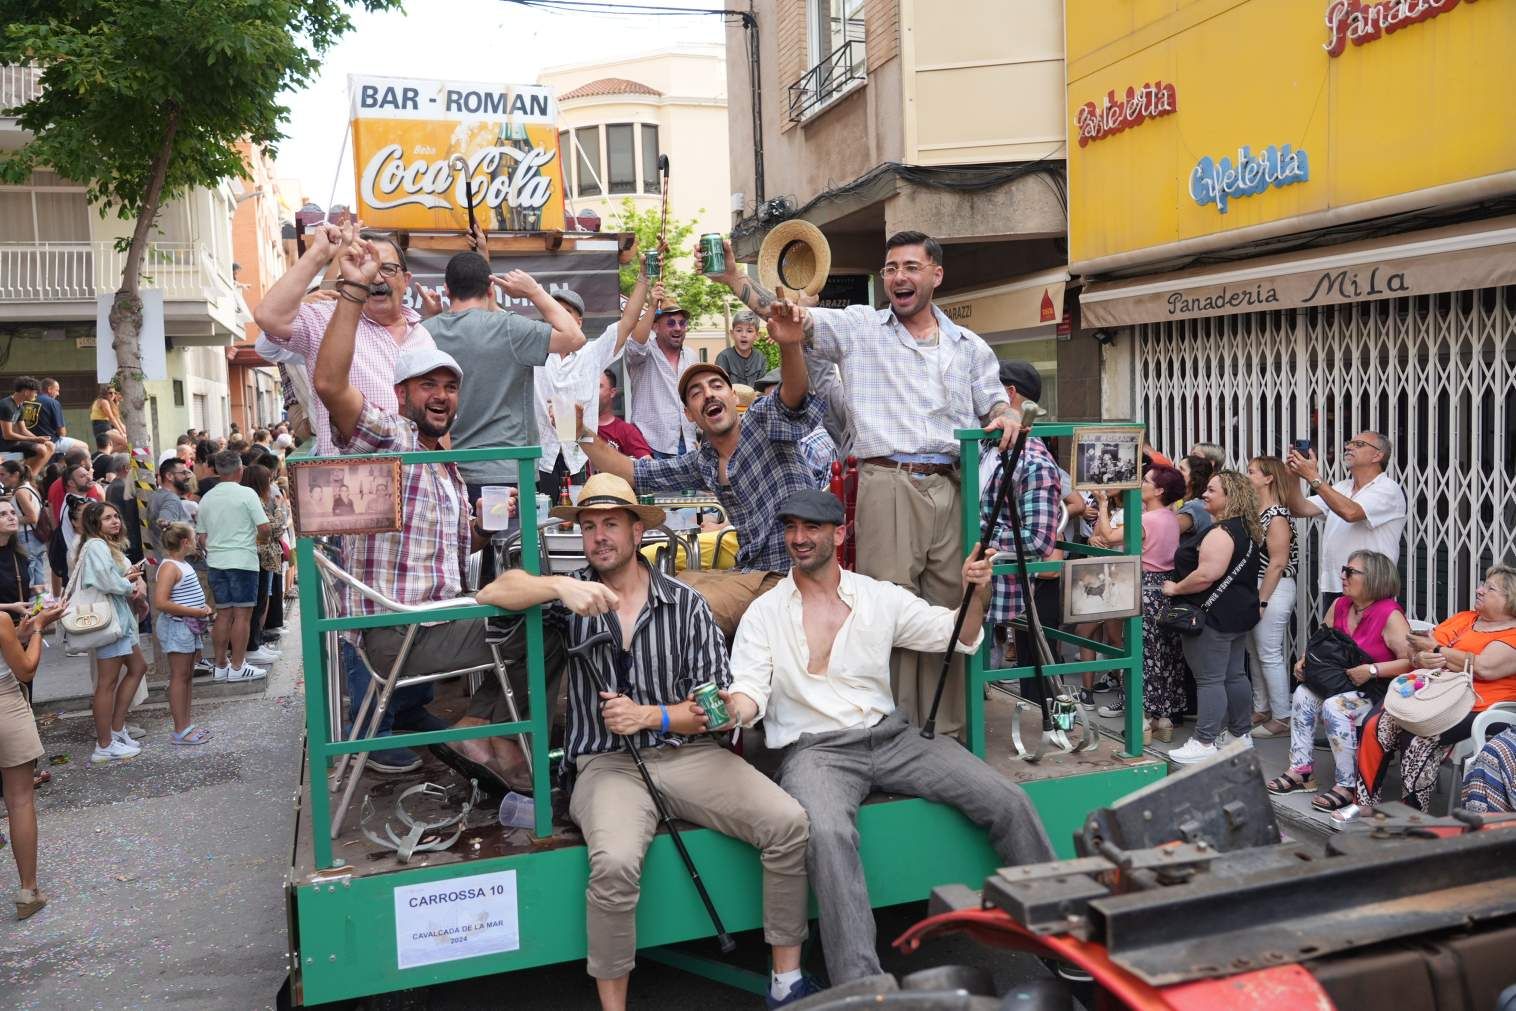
left=1306, top=472, right=1408, bottom=593
left=533, top=322, right=625, bottom=475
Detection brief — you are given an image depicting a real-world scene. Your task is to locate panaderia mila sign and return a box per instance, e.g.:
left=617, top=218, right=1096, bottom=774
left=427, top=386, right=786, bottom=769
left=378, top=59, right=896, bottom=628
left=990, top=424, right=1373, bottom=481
left=348, top=75, right=567, bottom=232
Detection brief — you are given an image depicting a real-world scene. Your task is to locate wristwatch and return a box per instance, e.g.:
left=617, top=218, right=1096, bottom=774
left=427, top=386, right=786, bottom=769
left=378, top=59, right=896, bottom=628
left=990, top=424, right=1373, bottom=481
left=1369, top=663, right=1380, bottom=678
left=1309, top=478, right=1323, bottom=491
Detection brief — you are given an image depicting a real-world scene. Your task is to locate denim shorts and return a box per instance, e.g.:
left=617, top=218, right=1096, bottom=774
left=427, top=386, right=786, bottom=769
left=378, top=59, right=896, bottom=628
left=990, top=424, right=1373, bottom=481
left=96, top=629, right=139, bottom=659
left=208, top=567, right=258, bottom=607
left=155, top=615, right=199, bottom=655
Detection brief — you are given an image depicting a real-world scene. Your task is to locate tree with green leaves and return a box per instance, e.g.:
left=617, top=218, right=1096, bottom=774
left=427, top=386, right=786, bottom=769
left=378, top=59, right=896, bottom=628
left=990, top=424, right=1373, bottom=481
left=611, top=199, right=735, bottom=329
left=0, top=0, right=398, bottom=453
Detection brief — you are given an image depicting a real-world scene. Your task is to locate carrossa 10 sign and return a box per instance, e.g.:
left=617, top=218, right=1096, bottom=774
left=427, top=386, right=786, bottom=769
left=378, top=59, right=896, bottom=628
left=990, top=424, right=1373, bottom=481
left=348, top=74, right=566, bottom=233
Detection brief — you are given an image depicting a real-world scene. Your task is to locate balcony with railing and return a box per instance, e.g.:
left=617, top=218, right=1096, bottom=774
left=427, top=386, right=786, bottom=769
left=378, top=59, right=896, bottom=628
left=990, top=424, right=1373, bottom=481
left=0, top=65, right=42, bottom=116
left=788, top=37, right=868, bottom=124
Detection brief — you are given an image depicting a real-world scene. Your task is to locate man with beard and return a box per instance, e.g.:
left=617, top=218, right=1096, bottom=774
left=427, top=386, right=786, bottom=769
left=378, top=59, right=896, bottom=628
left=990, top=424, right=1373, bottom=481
left=716, top=488, right=1055, bottom=985
left=575, top=307, right=820, bottom=642
left=313, top=238, right=564, bottom=792
left=704, top=231, right=1017, bottom=740
left=254, top=219, right=437, bottom=456
left=477, top=473, right=816, bottom=1011
left=623, top=302, right=698, bottom=458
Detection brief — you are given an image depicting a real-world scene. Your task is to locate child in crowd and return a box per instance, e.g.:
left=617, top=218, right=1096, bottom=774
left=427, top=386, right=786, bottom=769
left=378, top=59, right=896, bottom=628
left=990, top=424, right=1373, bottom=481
left=153, top=522, right=214, bottom=746
left=715, top=309, right=770, bottom=388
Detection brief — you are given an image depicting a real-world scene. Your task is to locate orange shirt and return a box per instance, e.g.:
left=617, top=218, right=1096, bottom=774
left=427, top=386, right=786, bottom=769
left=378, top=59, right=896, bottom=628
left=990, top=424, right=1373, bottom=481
left=1433, top=611, right=1516, bottom=710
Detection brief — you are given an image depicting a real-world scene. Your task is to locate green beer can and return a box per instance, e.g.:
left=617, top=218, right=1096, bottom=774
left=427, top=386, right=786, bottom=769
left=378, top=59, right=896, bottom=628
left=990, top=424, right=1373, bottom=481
left=699, top=233, right=726, bottom=276
left=692, top=681, right=730, bottom=729
left=644, top=249, right=662, bottom=279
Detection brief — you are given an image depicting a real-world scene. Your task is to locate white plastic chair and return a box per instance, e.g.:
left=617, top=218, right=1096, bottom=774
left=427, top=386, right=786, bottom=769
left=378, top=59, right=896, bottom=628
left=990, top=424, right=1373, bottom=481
left=1443, top=701, right=1516, bottom=814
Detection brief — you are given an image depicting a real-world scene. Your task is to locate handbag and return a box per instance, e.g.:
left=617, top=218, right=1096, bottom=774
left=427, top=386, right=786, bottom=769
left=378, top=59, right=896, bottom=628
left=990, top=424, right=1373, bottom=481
left=1157, top=541, right=1257, bottom=636
left=1301, top=625, right=1372, bottom=699
left=1383, top=659, right=1476, bottom=738
left=60, top=547, right=124, bottom=652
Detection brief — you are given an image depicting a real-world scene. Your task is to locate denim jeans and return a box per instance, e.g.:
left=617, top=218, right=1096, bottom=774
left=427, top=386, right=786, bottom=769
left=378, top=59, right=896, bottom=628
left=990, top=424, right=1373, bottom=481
left=342, top=638, right=438, bottom=740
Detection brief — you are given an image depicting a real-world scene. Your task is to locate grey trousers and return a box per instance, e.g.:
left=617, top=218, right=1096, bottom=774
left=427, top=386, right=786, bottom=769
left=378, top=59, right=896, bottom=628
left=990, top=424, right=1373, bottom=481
left=777, top=711, right=1055, bottom=984
left=1181, top=624, right=1252, bottom=745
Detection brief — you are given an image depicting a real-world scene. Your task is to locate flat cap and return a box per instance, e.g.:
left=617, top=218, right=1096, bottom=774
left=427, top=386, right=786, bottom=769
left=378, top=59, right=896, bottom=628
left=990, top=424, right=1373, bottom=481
left=997, top=360, right=1043, bottom=402
left=776, top=488, right=844, bottom=526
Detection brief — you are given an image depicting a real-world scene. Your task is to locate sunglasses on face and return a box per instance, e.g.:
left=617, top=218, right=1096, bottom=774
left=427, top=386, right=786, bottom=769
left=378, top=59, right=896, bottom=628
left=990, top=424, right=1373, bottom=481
left=1341, top=565, right=1364, bottom=578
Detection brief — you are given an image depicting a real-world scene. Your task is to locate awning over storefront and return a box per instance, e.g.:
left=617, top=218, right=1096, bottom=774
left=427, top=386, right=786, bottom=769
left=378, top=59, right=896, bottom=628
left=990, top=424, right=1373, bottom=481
left=1080, top=216, right=1516, bottom=328
left=937, top=268, right=1068, bottom=338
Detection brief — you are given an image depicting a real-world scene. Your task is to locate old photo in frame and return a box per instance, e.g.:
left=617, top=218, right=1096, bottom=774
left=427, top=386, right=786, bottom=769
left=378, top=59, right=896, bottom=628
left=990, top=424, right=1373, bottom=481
left=289, top=456, right=402, bottom=538
left=1061, top=554, right=1142, bottom=623
left=1070, top=426, right=1142, bottom=492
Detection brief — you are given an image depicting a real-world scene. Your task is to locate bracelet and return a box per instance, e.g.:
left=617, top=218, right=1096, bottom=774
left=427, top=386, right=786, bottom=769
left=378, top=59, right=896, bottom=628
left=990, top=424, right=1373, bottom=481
left=337, top=290, right=365, bottom=304
left=659, top=705, right=670, bottom=733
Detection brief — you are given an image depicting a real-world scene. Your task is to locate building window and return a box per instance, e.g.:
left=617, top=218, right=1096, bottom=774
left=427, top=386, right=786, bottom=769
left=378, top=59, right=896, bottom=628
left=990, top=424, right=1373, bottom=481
left=641, top=124, right=660, bottom=195
left=574, top=126, right=602, bottom=198
left=559, top=130, right=573, bottom=195
left=790, top=0, right=867, bottom=122
left=172, top=379, right=185, bottom=407
left=606, top=124, right=636, bottom=195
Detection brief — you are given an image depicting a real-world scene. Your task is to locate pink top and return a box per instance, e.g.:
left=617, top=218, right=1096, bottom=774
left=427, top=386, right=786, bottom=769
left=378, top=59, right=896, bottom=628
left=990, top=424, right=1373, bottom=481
left=1141, top=507, right=1179, bottom=572
left=1330, top=596, right=1403, bottom=663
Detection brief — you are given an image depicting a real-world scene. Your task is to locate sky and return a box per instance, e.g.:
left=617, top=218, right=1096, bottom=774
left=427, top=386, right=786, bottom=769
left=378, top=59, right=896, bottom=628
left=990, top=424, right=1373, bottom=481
left=274, top=0, right=725, bottom=210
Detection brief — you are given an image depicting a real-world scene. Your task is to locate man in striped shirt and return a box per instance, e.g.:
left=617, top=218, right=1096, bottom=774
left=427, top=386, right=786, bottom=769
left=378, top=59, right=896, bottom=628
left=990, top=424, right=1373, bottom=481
left=315, top=238, right=563, bottom=794
left=479, top=473, right=816, bottom=1011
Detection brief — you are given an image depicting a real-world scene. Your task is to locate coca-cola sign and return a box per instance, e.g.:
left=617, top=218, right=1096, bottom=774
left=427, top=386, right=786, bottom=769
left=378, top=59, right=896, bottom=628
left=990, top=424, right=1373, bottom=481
left=1075, top=81, right=1178, bottom=147
left=1324, top=0, right=1479, bottom=57
left=348, top=74, right=566, bottom=232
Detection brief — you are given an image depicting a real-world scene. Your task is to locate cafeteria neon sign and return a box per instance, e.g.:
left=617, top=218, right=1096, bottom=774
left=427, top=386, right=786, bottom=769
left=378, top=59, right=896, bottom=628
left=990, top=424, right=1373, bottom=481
left=1189, top=145, right=1310, bottom=214
left=1324, top=0, right=1482, bottom=57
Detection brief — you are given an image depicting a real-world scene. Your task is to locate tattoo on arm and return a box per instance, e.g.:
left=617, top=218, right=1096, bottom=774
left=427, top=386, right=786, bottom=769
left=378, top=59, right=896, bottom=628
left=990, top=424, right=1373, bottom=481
left=736, top=279, right=778, bottom=318
left=986, top=402, right=1009, bottom=420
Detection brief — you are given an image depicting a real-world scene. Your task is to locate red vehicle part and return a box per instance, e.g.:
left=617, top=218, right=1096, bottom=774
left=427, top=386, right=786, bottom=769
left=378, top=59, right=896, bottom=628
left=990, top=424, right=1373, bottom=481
left=828, top=455, right=860, bottom=569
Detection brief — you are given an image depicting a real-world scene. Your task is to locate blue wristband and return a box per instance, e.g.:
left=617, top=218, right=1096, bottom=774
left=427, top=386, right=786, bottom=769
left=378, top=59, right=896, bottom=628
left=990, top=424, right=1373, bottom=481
left=659, top=705, right=670, bottom=733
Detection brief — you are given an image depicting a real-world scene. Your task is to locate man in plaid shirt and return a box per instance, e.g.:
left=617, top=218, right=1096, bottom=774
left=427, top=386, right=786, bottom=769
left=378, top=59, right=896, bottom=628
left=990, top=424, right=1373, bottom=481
left=703, top=231, right=1019, bottom=738
left=314, top=238, right=563, bottom=795
left=577, top=306, right=819, bottom=642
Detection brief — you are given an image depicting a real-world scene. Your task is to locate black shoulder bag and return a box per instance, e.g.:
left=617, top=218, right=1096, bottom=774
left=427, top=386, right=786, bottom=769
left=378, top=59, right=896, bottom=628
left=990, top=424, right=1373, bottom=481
left=1157, top=541, right=1257, bottom=637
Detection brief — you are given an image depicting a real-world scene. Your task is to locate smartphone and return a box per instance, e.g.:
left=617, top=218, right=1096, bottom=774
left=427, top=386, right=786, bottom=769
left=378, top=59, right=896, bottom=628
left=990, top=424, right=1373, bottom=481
left=1293, top=438, right=1312, bottom=455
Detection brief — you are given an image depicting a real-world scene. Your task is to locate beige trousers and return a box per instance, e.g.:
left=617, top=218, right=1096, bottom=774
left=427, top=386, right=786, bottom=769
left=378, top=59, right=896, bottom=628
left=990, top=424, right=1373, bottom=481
left=853, top=464, right=966, bottom=739
left=569, top=737, right=810, bottom=979
left=675, top=569, right=784, bottom=643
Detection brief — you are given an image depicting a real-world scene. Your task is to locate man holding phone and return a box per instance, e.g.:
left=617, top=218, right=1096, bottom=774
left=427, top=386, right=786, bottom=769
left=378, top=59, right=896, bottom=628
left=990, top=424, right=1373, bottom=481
left=1282, top=431, right=1408, bottom=613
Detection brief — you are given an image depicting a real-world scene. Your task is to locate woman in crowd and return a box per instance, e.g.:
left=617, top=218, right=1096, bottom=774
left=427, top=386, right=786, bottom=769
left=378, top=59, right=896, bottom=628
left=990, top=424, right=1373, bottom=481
left=1174, top=454, right=1217, bottom=549
left=89, top=385, right=127, bottom=453
left=152, top=522, right=214, bottom=746
left=240, top=463, right=281, bottom=665
left=75, top=502, right=150, bottom=765
left=1461, top=726, right=1516, bottom=814
left=1346, top=564, right=1516, bottom=819
left=1265, top=550, right=1411, bottom=811
left=1079, top=490, right=1127, bottom=710
left=1138, top=465, right=1188, bottom=742
left=2, top=461, right=48, bottom=594
left=260, top=456, right=292, bottom=637
left=1161, top=470, right=1263, bottom=765
left=0, top=598, right=66, bottom=920
left=0, top=498, right=36, bottom=623
left=1247, top=455, right=1300, bottom=737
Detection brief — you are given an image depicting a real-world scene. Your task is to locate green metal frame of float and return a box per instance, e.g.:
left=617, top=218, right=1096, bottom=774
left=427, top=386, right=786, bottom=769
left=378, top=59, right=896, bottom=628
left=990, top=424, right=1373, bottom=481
left=286, top=426, right=1161, bottom=1006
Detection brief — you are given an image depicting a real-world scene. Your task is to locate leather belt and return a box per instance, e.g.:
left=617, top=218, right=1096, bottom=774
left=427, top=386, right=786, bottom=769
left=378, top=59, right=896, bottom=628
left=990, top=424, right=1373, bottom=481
left=861, top=456, right=958, bottom=477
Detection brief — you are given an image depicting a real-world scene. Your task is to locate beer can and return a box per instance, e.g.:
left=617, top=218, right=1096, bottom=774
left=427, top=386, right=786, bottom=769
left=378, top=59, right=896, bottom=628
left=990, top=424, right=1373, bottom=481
left=699, top=233, right=726, bottom=276
left=644, top=249, right=662, bottom=279
left=691, top=681, right=730, bottom=729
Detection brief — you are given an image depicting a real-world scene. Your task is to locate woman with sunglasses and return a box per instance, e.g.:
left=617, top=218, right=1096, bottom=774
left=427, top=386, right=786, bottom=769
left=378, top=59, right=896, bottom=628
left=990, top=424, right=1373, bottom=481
left=1265, top=550, right=1411, bottom=812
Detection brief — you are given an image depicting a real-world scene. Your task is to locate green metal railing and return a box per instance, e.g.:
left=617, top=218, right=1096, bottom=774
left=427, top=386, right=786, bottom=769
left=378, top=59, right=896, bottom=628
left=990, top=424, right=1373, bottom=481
left=296, top=445, right=550, bottom=869
left=958, top=423, right=1146, bottom=759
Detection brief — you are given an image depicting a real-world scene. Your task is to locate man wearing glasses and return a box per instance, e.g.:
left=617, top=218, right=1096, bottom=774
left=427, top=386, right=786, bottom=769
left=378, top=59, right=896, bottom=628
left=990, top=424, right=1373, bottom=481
left=1284, top=432, right=1407, bottom=614
left=702, top=230, right=1017, bottom=741
left=254, top=220, right=436, bottom=455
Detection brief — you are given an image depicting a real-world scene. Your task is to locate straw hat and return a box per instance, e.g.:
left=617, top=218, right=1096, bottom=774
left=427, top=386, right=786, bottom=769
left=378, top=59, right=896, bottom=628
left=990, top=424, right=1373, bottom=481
left=733, top=383, right=757, bottom=413
left=549, top=473, right=665, bottom=527
left=757, top=219, right=831, bottom=297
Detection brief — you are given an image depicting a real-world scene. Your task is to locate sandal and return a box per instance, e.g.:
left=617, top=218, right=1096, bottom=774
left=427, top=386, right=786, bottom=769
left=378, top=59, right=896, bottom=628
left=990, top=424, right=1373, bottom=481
left=170, top=725, right=212, bottom=746
left=15, top=888, right=47, bottom=921
left=1312, top=787, right=1356, bottom=813
left=32, top=768, right=51, bottom=788
left=1266, top=768, right=1316, bottom=794
left=428, top=743, right=513, bottom=796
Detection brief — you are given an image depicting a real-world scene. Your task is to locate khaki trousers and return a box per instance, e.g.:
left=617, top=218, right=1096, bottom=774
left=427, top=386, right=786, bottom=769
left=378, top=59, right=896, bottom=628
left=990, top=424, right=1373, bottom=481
left=569, top=737, right=810, bottom=979
left=675, top=569, right=783, bottom=644
left=854, top=465, right=966, bottom=739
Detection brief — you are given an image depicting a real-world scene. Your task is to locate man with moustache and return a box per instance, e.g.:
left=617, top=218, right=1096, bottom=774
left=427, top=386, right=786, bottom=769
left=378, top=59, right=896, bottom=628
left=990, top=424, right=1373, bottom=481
left=575, top=307, right=820, bottom=641
left=314, top=238, right=564, bottom=793
left=623, top=302, right=699, bottom=459
left=254, top=219, right=437, bottom=455
left=716, top=488, right=1055, bottom=985
left=704, top=231, right=1017, bottom=740
left=478, top=473, right=816, bottom=1011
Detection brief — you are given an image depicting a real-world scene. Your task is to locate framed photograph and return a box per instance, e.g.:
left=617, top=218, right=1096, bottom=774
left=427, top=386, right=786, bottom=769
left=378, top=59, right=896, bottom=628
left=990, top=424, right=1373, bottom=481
left=1061, top=555, right=1142, bottom=623
left=289, top=457, right=402, bottom=537
left=1070, top=426, right=1142, bottom=492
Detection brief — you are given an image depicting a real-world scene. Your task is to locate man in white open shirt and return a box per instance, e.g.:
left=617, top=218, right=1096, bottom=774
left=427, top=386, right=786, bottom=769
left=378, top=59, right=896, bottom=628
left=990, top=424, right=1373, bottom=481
left=716, top=489, right=1054, bottom=985
left=533, top=277, right=658, bottom=497
left=1283, top=430, right=1408, bottom=613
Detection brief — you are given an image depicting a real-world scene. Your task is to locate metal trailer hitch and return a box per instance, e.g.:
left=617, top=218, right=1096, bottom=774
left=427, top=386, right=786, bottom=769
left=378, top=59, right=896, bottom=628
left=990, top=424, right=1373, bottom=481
left=360, top=780, right=482, bottom=863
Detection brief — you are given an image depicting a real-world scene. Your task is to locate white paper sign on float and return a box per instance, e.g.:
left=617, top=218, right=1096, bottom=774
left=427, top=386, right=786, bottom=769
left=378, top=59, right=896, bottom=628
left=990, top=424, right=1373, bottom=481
left=393, top=869, right=520, bottom=970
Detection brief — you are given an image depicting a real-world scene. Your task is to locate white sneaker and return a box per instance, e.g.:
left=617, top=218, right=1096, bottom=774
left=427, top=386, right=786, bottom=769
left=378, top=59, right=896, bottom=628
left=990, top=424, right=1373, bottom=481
left=1167, top=738, right=1220, bottom=765
left=245, top=646, right=280, bottom=665
left=1216, top=729, right=1253, bottom=751
left=91, top=739, right=140, bottom=763
left=213, top=665, right=230, bottom=682
left=111, top=728, right=143, bottom=748
left=225, top=664, right=266, bottom=683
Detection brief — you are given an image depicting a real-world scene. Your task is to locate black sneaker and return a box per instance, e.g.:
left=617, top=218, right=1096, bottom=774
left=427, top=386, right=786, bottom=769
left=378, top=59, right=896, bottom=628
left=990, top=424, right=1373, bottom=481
left=1092, top=675, right=1120, bottom=693
left=1097, top=697, right=1126, bottom=718
left=768, top=974, right=824, bottom=1008
left=1077, top=688, right=1095, bottom=710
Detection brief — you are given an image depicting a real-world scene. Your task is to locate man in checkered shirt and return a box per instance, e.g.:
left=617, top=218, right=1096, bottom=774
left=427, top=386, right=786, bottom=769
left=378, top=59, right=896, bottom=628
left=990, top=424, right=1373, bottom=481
left=312, top=237, right=564, bottom=796
left=577, top=306, right=819, bottom=643
left=703, top=230, right=1019, bottom=738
